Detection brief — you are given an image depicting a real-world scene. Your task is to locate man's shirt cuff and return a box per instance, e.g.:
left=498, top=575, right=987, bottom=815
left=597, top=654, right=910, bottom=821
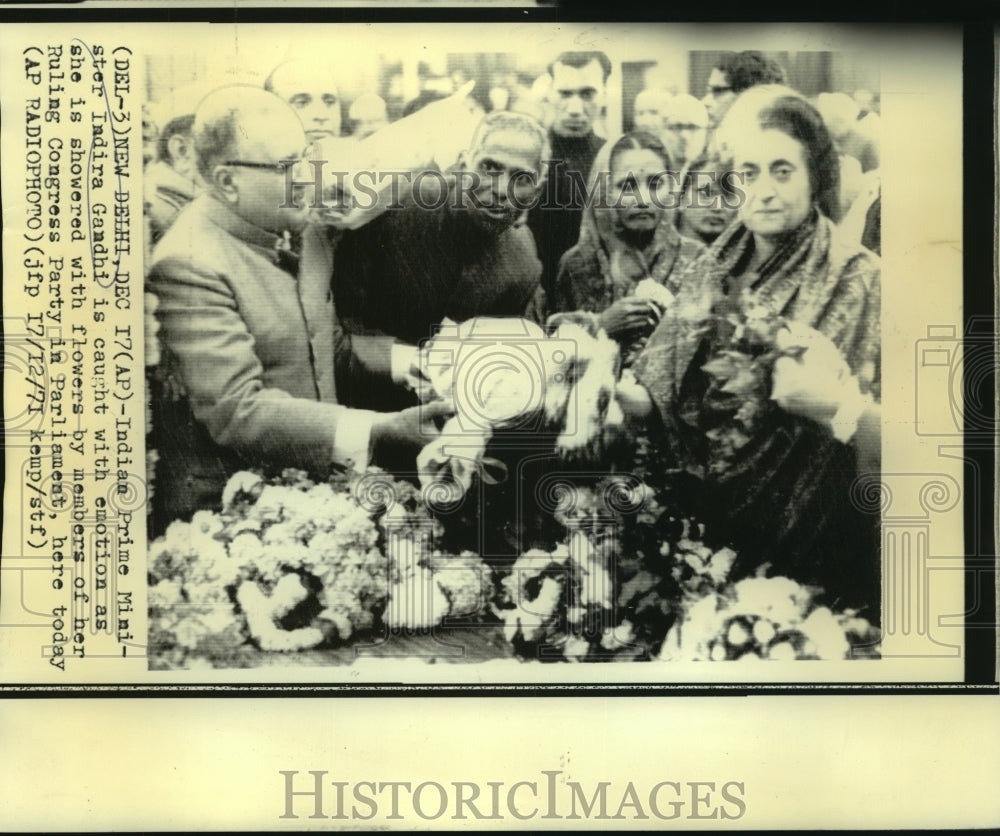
left=333, top=409, right=376, bottom=471
left=391, top=343, right=418, bottom=386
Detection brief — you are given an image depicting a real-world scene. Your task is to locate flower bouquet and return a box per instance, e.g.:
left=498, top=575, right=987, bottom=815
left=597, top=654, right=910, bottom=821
left=489, top=460, right=880, bottom=663
left=491, top=472, right=699, bottom=662
left=147, top=468, right=493, bottom=669
left=659, top=574, right=882, bottom=662
left=415, top=314, right=627, bottom=500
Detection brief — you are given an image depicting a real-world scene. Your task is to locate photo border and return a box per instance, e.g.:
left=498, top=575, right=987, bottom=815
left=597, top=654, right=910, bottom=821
left=0, top=4, right=995, bottom=698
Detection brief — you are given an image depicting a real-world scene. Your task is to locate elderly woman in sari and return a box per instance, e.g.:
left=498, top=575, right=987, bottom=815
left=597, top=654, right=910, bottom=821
left=616, top=89, right=881, bottom=615
left=536, top=131, right=706, bottom=365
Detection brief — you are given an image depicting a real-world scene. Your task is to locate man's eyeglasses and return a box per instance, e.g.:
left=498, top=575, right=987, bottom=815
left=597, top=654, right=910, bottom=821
left=222, top=158, right=303, bottom=174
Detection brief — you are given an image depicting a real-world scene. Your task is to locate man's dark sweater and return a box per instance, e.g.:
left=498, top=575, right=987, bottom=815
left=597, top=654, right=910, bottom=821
left=332, top=174, right=542, bottom=409
left=334, top=178, right=542, bottom=346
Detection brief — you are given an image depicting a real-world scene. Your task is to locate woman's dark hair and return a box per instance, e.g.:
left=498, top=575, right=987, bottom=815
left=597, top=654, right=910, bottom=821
left=756, top=94, right=841, bottom=221
left=608, top=130, right=673, bottom=173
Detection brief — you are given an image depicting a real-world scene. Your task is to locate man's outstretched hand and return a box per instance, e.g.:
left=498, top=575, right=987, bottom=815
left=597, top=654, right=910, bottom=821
left=370, top=400, right=455, bottom=472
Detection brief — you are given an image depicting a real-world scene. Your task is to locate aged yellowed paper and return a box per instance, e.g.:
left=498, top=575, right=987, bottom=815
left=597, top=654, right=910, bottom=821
left=1, top=17, right=995, bottom=830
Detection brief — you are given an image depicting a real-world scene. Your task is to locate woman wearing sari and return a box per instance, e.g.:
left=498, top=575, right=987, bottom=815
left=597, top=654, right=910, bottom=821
left=538, top=131, right=706, bottom=364
left=675, top=150, right=739, bottom=247
left=617, top=90, right=881, bottom=615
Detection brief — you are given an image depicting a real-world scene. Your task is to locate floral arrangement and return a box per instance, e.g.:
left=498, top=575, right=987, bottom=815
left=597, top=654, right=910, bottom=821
left=693, top=295, right=803, bottom=476
left=147, top=468, right=493, bottom=669
left=660, top=575, right=882, bottom=662
left=148, top=306, right=882, bottom=668
left=149, top=462, right=880, bottom=666
left=491, top=472, right=693, bottom=662
left=416, top=314, right=626, bottom=497
left=494, top=533, right=880, bottom=663
left=488, top=462, right=880, bottom=663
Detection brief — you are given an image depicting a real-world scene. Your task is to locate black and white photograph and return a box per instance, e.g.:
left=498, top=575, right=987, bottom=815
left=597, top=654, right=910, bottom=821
left=0, top=12, right=994, bottom=832
left=140, top=32, right=889, bottom=672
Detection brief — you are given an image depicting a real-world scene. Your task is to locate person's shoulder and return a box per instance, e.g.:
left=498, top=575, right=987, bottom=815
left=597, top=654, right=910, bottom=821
left=147, top=187, right=192, bottom=219
left=154, top=192, right=210, bottom=236
left=556, top=242, right=599, bottom=279
left=676, top=232, right=709, bottom=261
left=411, top=163, right=450, bottom=210
left=827, top=216, right=880, bottom=288
left=373, top=170, right=445, bottom=233
left=149, top=196, right=231, bottom=278
left=149, top=201, right=196, bottom=264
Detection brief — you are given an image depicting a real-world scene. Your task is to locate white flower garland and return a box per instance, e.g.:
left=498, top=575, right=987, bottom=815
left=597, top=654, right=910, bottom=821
left=148, top=469, right=493, bottom=666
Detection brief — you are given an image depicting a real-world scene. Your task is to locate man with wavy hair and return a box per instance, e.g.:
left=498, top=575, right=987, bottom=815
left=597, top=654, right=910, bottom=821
left=701, top=50, right=787, bottom=130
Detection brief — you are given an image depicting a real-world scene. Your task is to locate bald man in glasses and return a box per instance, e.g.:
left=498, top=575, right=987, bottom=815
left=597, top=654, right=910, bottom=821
left=147, top=85, right=448, bottom=530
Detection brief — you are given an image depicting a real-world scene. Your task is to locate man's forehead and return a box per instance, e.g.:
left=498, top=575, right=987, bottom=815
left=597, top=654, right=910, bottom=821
left=270, top=62, right=339, bottom=97
left=552, top=60, right=605, bottom=88
left=474, top=129, right=543, bottom=163
left=236, top=109, right=304, bottom=154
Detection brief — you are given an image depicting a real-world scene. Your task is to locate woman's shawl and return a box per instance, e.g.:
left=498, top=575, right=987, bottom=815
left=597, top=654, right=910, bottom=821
left=631, top=212, right=881, bottom=611
left=550, top=135, right=706, bottom=315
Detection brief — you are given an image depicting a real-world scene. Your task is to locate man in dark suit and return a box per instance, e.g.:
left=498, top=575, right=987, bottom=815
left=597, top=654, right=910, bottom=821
left=526, top=50, right=612, bottom=296
left=147, top=85, right=447, bottom=529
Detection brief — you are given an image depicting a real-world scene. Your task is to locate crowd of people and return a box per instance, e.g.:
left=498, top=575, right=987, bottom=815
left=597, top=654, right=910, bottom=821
left=144, top=49, right=882, bottom=611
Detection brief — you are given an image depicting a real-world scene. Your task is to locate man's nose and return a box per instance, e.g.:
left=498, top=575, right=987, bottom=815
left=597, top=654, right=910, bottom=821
left=482, top=170, right=508, bottom=202
left=564, top=94, right=584, bottom=115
